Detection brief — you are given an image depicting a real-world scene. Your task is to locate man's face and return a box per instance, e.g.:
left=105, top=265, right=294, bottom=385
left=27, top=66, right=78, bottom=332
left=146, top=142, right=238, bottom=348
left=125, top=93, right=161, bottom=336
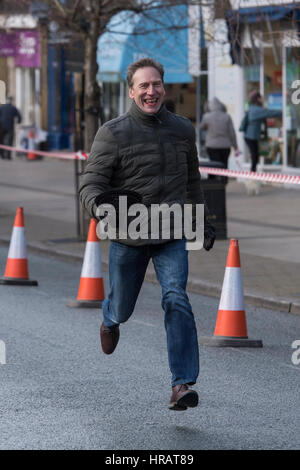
left=129, top=66, right=165, bottom=114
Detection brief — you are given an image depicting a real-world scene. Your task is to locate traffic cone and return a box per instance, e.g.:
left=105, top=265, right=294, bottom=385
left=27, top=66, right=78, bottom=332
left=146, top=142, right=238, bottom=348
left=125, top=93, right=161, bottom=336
left=66, top=218, right=105, bottom=308
left=0, top=207, right=38, bottom=286
left=199, top=239, right=263, bottom=347
left=27, top=130, right=37, bottom=160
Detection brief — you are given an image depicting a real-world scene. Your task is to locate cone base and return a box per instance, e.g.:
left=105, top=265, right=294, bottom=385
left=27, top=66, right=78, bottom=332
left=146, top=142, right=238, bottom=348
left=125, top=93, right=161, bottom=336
left=0, top=277, right=38, bottom=286
left=199, top=335, right=263, bottom=348
left=66, top=299, right=102, bottom=308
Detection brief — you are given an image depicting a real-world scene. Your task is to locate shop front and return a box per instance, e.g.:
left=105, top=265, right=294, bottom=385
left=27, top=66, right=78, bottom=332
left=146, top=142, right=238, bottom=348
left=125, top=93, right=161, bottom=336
left=226, top=2, right=300, bottom=174
left=97, top=5, right=207, bottom=132
left=46, top=22, right=85, bottom=151
left=0, top=25, right=41, bottom=128
left=285, top=45, right=300, bottom=171
left=242, top=44, right=300, bottom=174
left=243, top=44, right=283, bottom=170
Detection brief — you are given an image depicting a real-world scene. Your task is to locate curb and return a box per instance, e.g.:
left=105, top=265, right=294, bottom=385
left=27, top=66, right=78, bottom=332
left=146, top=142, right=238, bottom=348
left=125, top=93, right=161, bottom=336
left=0, top=238, right=299, bottom=316
left=186, top=278, right=295, bottom=315
left=290, top=303, right=300, bottom=315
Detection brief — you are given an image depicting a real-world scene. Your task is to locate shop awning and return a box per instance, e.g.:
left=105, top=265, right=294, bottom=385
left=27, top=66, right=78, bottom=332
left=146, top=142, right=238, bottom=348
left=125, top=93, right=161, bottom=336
left=226, top=2, right=300, bottom=64
left=97, top=5, right=194, bottom=84
left=227, top=2, right=300, bottom=25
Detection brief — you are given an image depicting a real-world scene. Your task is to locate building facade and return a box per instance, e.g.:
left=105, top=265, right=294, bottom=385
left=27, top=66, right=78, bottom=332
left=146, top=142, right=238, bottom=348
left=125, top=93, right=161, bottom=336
left=97, top=4, right=208, bottom=152
left=208, top=0, right=300, bottom=175
left=0, top=9, right=84, bottom=152
left=0, top=14, right=41, bottom=143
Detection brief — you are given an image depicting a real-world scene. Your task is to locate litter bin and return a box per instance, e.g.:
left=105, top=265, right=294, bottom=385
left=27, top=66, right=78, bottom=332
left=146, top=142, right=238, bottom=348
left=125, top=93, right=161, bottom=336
left=199, top=160, right=227, bottom=240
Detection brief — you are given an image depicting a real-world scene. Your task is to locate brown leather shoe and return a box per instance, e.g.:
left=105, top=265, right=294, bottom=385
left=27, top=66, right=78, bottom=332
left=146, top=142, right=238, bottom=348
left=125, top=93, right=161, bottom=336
left=169, top=384, right=198, bottom=411
left=100, top=322, right=120, bottom=355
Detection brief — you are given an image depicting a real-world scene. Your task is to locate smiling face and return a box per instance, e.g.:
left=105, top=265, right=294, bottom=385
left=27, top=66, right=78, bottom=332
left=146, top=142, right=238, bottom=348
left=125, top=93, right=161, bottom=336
left=129, top=66, right=165, bottom=114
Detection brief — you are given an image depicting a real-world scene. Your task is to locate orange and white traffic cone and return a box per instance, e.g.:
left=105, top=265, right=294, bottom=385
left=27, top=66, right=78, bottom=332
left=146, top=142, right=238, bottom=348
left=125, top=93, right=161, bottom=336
left=27, top=130, right=37, bottom=160
left=199, top=239, right=263, bottom=347
left=0, top=207, right=38, bottom=285
left=66, top=218, right=105, bottom=308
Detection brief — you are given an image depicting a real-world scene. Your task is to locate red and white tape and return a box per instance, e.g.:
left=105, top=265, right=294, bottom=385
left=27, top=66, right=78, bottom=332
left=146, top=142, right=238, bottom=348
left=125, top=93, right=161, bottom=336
left=75, top=150, right=89, bottom=161
left=199, top=166, right=300, bottom=185
left=1, top=143, right=299, bottom=185
left=0, top=144, right=88, bottom=161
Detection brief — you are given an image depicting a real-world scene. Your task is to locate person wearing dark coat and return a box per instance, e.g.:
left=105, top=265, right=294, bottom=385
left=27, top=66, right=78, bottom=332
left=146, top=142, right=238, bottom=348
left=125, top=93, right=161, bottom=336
left=79, top=58, right=216, bottom=411
left=0, top=96, right=22, bottom=159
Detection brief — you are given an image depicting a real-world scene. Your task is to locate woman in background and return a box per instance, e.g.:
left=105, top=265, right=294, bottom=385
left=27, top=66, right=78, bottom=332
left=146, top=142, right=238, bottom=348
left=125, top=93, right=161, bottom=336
left=242, top=90, right=282, bottom=172
left=200, top=97, right=238, bottom=169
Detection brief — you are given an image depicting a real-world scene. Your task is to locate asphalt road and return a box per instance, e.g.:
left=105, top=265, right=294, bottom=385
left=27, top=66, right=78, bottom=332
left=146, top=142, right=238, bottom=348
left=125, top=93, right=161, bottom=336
left=0, top=245, right=299, bottom=450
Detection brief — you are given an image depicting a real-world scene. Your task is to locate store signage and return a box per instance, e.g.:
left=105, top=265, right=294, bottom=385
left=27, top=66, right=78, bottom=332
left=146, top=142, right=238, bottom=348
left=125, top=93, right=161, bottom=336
left=273, top=70, right=282, bottom=86
left=15, top=31, right=40, bottom=67
left=267, top=92, right=283, bottom=110
left=231, top=0, right=293, bottom=7
left=0, top=32, right=16, bottom=56
left=0, top=30, right=40, bottom=67
left=48, top=21, right=71, bottom=45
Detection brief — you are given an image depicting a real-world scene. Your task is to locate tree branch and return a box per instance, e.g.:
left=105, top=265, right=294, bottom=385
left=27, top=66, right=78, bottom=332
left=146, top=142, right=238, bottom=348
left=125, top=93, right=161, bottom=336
left=50, top=0, right=67, bottom=18
left=71, top=0, right=82, bottom=21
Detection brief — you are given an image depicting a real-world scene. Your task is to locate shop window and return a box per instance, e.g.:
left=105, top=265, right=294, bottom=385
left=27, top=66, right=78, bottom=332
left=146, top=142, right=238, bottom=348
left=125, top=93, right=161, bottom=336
left=243, top=48, right=260, bottom=101
left=261, top=47, right=283, bottom=165
left=285, top=47, right=300, bottom=169
left=243, top=46, right=283, bottom=166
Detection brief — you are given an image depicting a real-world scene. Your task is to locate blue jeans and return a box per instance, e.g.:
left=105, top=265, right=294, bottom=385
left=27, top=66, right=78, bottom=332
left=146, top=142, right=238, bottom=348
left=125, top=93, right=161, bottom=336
left=102, top=239, right=199, bottom=387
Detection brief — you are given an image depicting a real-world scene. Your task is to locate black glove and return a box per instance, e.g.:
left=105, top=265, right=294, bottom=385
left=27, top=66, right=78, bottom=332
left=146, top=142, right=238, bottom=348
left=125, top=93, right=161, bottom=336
left=203, top=221, right=216, bottom=251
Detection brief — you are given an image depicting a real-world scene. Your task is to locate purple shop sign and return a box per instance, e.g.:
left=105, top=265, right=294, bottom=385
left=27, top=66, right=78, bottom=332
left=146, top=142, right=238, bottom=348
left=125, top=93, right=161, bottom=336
left=15, top=31, right=40, bottom=68
left=0, top=32, right=16, bottom=56
left=0, top=31, right=40, bottom=68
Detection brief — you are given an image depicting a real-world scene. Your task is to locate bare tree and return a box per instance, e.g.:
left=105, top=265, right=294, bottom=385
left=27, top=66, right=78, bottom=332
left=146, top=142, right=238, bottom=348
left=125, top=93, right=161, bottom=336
left=2, top=0, right=294, bottom=147
left=1, top=0, right=214, bottom=148
left=40, top=0, right=206, bottom=150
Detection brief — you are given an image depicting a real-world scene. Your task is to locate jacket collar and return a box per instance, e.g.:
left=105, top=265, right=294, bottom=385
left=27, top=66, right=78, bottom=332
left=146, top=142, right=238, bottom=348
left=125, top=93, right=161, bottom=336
left=129, top=100, right=168, bottom=125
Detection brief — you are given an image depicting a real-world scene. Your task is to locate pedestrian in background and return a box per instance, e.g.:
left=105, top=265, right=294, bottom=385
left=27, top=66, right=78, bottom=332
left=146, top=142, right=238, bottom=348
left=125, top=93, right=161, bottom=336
left=80, top=57, right=216, bottom=412
left=200, top=97, right=238, bottom=169
left=0, top=96, right=22, bottom=160
left=240, top=90, right=282, bottom=172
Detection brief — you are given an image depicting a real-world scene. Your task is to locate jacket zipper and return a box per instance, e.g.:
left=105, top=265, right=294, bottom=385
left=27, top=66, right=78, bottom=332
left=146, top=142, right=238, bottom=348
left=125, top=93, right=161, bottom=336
left=154, top=116, right=165, bottom=202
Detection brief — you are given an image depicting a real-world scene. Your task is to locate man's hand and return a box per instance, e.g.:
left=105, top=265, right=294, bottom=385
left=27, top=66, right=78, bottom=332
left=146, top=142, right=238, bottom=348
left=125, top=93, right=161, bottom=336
left=203, top=221, right=216, bottom=251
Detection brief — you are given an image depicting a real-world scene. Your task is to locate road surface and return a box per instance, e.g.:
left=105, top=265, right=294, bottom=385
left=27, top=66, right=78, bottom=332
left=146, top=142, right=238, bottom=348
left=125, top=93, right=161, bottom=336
left=0, top=246, right=299, bottom=450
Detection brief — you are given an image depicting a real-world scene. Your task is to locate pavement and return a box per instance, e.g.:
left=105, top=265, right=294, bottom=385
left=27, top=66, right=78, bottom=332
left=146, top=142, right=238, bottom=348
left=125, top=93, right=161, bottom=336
left=0, top=156, right=300, bottom=315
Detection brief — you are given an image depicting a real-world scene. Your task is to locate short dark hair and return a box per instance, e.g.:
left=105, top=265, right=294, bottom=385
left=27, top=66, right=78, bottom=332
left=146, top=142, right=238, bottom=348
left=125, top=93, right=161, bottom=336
left=126, top=57, right=164, bottom=88
left=249, top=90, right=261, bottom=105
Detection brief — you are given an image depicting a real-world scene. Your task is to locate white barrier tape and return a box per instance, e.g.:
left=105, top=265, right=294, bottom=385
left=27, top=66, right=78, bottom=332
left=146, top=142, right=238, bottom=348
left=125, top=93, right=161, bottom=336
left=199, top=166, right=300, bottom=185
left=75, top=150, right=89, bottom=161
left=2, top=144, right=297, bottom=184
left=0, top=144, right=89, bottom=161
